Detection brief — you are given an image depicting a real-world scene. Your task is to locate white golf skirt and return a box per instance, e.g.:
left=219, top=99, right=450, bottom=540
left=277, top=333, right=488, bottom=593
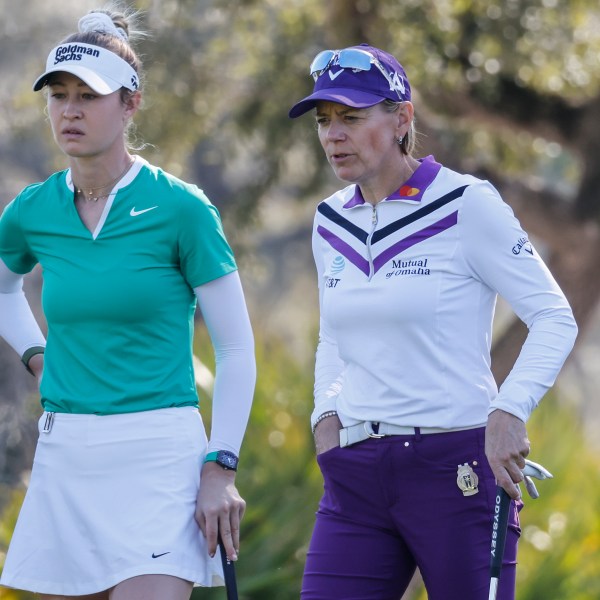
left=0, top=407, right=224, bottom=595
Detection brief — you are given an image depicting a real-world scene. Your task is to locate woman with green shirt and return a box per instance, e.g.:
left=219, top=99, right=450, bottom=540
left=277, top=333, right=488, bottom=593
left=0, top=6, right=256, bottom=599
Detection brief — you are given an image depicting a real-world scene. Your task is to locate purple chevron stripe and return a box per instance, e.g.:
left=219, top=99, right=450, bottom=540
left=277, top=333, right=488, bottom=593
left=373, top=211, right=458, bottom=273
left=317, top=225, right=370, bottom=276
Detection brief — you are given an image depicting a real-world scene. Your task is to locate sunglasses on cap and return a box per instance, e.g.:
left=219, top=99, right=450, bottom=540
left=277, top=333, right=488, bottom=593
left=311, top=47, right=394, bottom=83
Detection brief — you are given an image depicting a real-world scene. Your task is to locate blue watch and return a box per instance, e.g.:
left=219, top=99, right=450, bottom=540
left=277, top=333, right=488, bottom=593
left=204, top=450, right=239, bottom=471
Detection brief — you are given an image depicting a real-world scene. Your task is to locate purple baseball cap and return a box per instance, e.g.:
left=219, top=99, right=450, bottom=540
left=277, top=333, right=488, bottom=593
left=288, top=44, right=411, bottom=119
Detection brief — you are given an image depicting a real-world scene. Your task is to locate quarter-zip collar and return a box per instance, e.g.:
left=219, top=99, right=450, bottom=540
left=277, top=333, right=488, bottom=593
left=343, top=155, right=442, bottom=209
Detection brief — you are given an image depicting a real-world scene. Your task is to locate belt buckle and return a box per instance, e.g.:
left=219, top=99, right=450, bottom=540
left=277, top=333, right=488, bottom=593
left=364, top=421, right=385, bottom=439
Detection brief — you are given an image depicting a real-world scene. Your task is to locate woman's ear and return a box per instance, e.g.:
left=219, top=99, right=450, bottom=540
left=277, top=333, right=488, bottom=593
left=395, top=101, right=414, bottom=139
left=123, top=90, right=142, bottom=119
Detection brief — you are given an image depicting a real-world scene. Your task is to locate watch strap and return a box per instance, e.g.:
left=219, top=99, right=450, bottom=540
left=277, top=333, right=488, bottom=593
left=204, top=450, right=239, bottom=471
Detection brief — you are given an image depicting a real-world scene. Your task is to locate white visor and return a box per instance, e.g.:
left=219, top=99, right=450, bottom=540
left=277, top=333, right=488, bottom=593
left=33, top=43, right=139, bottom=95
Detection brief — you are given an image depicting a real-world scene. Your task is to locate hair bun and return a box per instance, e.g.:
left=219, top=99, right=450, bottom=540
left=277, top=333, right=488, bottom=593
left=78, top=12, right=128, bottom=42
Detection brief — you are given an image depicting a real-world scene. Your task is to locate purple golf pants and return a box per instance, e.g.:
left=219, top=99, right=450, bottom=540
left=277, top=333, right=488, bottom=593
left=301, top=427, right=522, bottom=600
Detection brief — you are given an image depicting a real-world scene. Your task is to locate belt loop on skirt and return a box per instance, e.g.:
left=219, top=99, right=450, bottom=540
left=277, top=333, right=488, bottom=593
left=414, top=426, right=422, bottom=442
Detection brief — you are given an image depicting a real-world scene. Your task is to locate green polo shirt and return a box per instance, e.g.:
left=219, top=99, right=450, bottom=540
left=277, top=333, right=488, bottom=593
left=0, top=160, right=236, bottom=414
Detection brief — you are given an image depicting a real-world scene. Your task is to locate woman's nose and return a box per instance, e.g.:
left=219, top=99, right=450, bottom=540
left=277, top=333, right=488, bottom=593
left=63, top=100, right=82, bottom=119
left=326, top=120, right=345, bottom=141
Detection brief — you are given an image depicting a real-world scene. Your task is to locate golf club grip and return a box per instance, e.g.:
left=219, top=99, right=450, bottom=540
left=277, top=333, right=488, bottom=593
left=490, top=486, right=511, bottom=578
left=218, top=537, right=239, bottom=600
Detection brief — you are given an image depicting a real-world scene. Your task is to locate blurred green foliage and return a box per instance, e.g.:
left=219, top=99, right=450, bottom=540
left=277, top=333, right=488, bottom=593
left=122, top=0, right=600, bottom=222
left=1, top=0, right=600, bottom=598
left=190, top=330, right=322, bottom=599
left=197, top=331, right=600, bottom=600
left=1, top=332, right=598, bottom=599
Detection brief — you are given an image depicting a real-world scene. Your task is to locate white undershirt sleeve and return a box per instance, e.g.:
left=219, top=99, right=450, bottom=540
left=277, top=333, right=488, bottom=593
left=460, top=183, right=578, bottom=422
left=0, top=258, right=46, bottom=357
left=312, top=218, right=345, bottom=430
left=194, top=271, right=256, bottom=456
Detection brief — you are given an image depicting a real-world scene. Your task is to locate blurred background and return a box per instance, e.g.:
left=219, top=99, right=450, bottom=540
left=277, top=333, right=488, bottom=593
left=1, top=0, right=599, bottom=598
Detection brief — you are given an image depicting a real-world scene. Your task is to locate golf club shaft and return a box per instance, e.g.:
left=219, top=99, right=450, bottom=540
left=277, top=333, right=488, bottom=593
left=218, top=536, right=239, bottom=600
left=489, top=486, right=511, bottom=599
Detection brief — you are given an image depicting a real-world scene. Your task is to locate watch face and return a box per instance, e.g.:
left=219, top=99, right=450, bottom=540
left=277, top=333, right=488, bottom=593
left=217, top=451, right=239, bottom=470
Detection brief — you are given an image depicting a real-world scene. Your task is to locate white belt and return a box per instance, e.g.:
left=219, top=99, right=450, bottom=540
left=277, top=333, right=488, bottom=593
left=339, top=421, right=485, bottom=448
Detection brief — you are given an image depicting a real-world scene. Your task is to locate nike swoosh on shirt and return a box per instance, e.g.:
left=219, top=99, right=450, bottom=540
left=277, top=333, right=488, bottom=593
left=329, top=70, right=344, bottom=81
left=151, top=552, right=171, bottom=558
left=130, top=206, right=158, bottom=217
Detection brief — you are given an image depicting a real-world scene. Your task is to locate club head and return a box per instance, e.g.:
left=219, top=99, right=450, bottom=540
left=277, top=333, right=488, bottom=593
left=523, top=459, right=553, bottom=480
left=523, top=475, right=539, bottom=499
left=521, top=459, right=553, bottom=499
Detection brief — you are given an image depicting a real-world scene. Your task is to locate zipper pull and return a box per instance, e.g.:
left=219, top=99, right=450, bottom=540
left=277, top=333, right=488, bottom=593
left=372, top=206, right=377, bottom=225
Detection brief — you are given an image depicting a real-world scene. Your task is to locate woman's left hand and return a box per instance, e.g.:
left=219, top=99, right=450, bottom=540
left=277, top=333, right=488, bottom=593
left=485, top=409, right=531, bottom=500
left=196, top=462, right=246, bottom=561
left=28, top=353, right=44, bottom=387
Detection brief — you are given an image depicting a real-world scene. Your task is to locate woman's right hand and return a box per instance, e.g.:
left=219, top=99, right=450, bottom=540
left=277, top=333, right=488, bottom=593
left=485, top=409, right=530, bottom=500
left=313, top=413, right=342, bottom=455
left=196, top=463, right=245, bottom=561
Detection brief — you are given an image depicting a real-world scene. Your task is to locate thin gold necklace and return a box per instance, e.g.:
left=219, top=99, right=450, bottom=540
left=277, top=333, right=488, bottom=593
left=74, top=157, right=134, bottom=202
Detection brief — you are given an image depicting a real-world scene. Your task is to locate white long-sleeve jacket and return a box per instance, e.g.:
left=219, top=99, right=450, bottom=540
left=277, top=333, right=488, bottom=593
left=312, top=156, right=577, bottom=430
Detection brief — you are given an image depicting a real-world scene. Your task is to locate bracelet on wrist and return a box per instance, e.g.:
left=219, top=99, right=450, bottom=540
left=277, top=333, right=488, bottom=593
left=21, top=346, right=45, bottom=376
left=312, top=410, right=338, bottom=434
